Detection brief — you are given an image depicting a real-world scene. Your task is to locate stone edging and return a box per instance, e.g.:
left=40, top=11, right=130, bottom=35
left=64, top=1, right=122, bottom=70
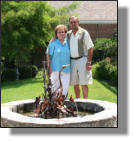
left=1, top=99, right=117, bottom=127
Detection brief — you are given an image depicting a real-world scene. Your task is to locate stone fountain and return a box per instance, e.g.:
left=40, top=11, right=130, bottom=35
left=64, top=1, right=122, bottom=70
left=1, top=99, right=117, bottom=127
left=1, top=62, right=117, bottom=127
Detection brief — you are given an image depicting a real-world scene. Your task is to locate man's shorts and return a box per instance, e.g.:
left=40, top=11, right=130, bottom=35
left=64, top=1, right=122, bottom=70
left=50, top=72, right=70, bottom=96
left=70, top=57, right=93, bottom=85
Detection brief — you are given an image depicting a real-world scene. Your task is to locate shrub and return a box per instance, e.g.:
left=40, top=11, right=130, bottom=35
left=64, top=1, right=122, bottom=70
left=92, top=61, right=117, bottom=85
left=31, top=65, right=38, bottom=77
left=19, top=66, right=32, bottom=79
left=93, top=38, right=117, bottom=62
left=92, top=61, right=110, bottom=80
left=2, top=68, right=16, bottom=81
left=19, top=65, right=38, bottom=79
left=110, top=65, right=117, bottom=85
left=1, top=62, right=4, bottom=74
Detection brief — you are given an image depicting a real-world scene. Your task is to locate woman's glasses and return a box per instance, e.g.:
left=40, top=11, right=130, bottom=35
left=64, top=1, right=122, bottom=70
left=57, top=31, right=66, bottom=34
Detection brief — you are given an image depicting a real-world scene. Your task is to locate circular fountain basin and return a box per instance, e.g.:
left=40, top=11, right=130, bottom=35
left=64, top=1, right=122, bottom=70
left=1, top=99, right=117, bottom=127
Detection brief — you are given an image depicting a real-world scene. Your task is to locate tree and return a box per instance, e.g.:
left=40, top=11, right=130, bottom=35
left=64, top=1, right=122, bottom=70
left=1, top=1, right=80, bottom=68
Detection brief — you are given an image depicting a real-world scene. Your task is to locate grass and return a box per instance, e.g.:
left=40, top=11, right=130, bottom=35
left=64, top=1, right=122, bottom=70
left=1, top=71, right=117, bottom=104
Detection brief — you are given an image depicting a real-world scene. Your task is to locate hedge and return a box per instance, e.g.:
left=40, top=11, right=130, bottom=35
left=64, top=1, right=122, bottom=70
left=92, top=60, right=117, bottom=85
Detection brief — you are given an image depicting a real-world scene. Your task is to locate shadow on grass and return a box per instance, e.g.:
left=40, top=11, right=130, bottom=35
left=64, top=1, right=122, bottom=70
left=96, top=79, right=117, bottom=95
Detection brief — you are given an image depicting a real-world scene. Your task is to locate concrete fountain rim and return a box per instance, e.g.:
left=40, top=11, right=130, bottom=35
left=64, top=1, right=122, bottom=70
left=1, top=99, right=117, bottom=125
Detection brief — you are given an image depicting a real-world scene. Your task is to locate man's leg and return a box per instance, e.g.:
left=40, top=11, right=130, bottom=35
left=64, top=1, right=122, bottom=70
left=74, top=85, right=80, bottom=98
left=70, top=60, right=80, bottom=98
left=81, top=85, right=88, bottom=99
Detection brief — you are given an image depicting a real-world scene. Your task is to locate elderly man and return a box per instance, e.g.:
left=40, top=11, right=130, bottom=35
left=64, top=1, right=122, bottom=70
left=67, top=16, right=94, bottom=99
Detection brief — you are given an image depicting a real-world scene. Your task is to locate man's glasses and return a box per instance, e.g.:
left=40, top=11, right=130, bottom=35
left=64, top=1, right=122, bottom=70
left=70, top=21, right=77, bottom=24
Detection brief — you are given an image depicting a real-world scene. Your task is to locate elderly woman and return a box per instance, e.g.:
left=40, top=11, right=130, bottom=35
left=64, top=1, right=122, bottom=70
left=46, top=24, right=70, bottom=98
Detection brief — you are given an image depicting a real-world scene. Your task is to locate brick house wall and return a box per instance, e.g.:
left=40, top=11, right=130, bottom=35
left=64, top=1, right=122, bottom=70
left=79, top=24, right=117, bottom=41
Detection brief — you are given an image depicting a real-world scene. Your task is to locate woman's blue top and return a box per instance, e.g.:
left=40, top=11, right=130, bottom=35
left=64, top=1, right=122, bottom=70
left=46, top=39, right=71, bottom=73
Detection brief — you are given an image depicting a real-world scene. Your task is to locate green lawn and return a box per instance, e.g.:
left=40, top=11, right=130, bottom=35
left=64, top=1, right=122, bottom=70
left=1, top=71, right=117, bottom=104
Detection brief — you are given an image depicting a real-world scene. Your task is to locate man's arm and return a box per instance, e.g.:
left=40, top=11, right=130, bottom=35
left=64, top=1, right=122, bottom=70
left=88, top=47, right=93, bottom=64
left=84, top=30, right=94, bottom=71
left=86, top=48, right=93, bottom=71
